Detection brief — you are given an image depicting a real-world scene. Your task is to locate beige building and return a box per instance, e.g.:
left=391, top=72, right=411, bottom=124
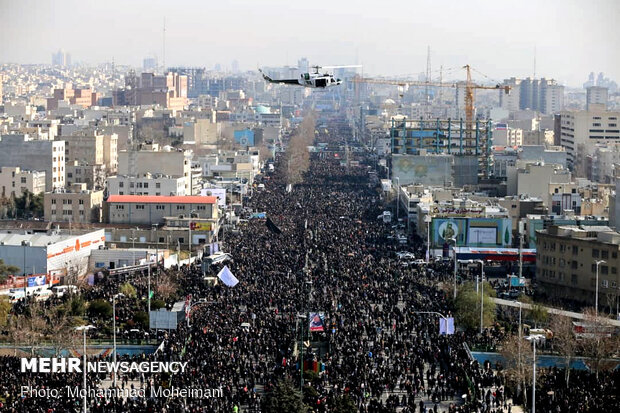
left=536, top=225, right=620, bottom=310
left=44, top=183, right=104, bottom=223
left=0, top=166, right=46, bottom=197
left=103, top=133, right=118, bottom=173
left=507, top=161, right=572, bottom=206
left=118, top=143, right=192, bottom=194
left=104, top=195, right=218, bottom=225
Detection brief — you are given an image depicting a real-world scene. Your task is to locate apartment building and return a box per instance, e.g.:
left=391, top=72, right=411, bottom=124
left=0, top=134, right=65, bottom=190
left=0, top=166, right=46, bottom=197
left=536, top=225, right=620, bottom=310
left=44, top=183, right=104, bottom=223
left=104, top=195, right=217, bottom=225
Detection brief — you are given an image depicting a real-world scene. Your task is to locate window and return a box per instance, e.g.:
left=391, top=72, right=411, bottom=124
left=20, top=177, right=26, bottom=184
left=601, top=280, right=609, bottom=288
left=79, top=199, right=84, bottom=205
left=197, top=205, right=206, bottom=210
left=115, top=205, right=125, bottom=210
left=572, top=246, right=578, bottom=255
left=612, top=267, right=617, bottom=275
left=156, top=205, right=165, bottom=210
left=176, top=205, right=185, bottom=210
left=612, top=252, right=617, bottom=259
left=592, top=249, right=600, bottom=258
left=130, top=182, right=134, bottom=188
left=591, top=264, right=597, bottom=273
left=571, top=274, right=578, bottom=285
left=571, top=261, right=578, bottom=269
left=179, top=237, right=184, bottom=244
left=79, top=210, right=84, bottom=215
left=135, top=205, right=145, bottom=210
left=601, top=250, right=609, bottom=259
left=156, top=183, right=161, bottom=189
left=158, top=237, right=165, bottom=243
left=51, top=199, right=56, bottom=204
left=601, top=266, right=608, bottom=275
left=143, top=183, right=148, bottom=188
left=119, top=182, right=124, bottom=188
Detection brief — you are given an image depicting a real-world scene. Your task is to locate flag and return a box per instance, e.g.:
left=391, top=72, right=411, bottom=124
left=439, top=317, right=455, bottom=335
left=217, top=265, right=239, bottom=287
left=149, top=290, right=154, bottom=299
left=265, top=217, right=282, bottom=234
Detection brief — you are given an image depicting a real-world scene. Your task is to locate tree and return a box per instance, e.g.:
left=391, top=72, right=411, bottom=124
left=0, top=258, right=20, bottom=284
left=43, top=306, right=79, bottom=356
left=119, top=282, right=137, bottom=298
left=529, top=303, right=549, bottom=328
left=150, top=299, right=166, bottom=311
left=133, top=311, right=149, bottom=330
left=333, top=394, right=357, bottom=413
left=454, top=281, right=496, bottom=331
left=500, top=333, right=534, bottom=408
left=88, top=299, right=113, bottom=319
left=0, top=296, right=11, bottom=327
left=550, top=315, right=578, bottom=386
left=579, top=308, right=619, bottom=379
left=155, top=273, right=178, bottom=301
left=262, top=379, right=309, bottom=413
left=285, top=112, right=316, bottom=186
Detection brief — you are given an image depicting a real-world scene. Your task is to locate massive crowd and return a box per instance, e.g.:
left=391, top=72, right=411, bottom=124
left=0, top=132, right=617, bottom=412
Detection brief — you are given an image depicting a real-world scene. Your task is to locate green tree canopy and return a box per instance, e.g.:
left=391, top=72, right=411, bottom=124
left=455, top=281, right=496, bottom=331
left=262, top=379, right=309, bottom=413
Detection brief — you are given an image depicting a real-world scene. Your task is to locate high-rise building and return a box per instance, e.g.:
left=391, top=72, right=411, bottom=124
left=559, top=109, right=620, bottom=174
left=51, top=49, right=71, bottom=67
left=143, top=56, right=158, bottom=72
left=586, top=86, right=608, bottom=111
left=500, top=77, right=564, bottom=115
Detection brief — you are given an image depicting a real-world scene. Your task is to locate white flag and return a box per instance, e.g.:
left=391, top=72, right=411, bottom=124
left=217, top=265, right=239, bottom=287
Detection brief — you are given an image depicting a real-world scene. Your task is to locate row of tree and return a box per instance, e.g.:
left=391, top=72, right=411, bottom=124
left=285, top=112, right=316, bottom=186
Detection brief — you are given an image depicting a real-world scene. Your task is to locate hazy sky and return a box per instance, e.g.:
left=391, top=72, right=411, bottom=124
left=1, top=0, right=618, bottom=87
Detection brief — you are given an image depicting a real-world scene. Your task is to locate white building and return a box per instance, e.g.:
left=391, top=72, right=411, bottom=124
left=0, top=229, right=104, bottom=278
left=493, top=125, right=523, bottom=146
left=0, top=166, right=46, bottom=197
left=559, top=110, right=620, bottom=172
left=107, top=174, right=187, bottom=196
left=0, top=134, right=65, bottom=190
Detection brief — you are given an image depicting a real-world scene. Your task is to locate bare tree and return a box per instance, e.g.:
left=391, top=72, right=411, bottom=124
left=579, top=308, right=619, bottom=379
left=155, top=272, right=178, bottom=301
left=549, top=315, right=578, bottom=386
left=285, top=112, right=316, bottom=186
left=500, top=333, right=534, bottom=408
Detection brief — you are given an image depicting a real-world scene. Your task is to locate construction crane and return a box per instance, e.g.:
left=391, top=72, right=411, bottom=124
left=354, top=65, right=510, bottom=133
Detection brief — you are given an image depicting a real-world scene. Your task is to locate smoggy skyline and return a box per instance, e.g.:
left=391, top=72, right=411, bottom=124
left=1, top=0, right=618, bottom=87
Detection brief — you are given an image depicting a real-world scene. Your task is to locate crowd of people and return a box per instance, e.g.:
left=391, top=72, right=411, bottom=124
left=0, top=129, right=617, bottom=412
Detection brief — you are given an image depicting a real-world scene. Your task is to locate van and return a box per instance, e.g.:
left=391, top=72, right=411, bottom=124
left=52, top=285, right=79, bottom=298
left=205, top=252, right=231, bottom=266
left=34, top=289, right=53, bottom=301
left=9, top=290, right=25, bottom=303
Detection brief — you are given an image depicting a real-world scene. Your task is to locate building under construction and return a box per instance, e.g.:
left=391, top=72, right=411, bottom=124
left=390, top=117, right=493, bottom=187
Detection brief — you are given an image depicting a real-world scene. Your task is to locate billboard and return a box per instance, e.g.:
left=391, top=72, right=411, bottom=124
left=432, top=218, right=467, bottom=247
left=467, top=227, right=497, bottom=245
left=392, top=155, right=453, bottom=186
left=189, top=222, right=212, bottom=231
left=432, top=217, right=512, bottom=248
left=200, top=188, right=226, bottom=207
left=27, top=275, right=46, bottom=288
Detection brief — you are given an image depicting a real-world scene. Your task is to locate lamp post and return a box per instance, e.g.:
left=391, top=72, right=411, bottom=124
left=448, top=236, right=457, bottom=299
left=112, top=294, right=124, bottom=388
left=188, top=209, right=197, bottom=264
left=75, top=325, right=96, bottom=413
left=424, top=215, right=432, bottom=263
left=474, top=259, right=485, bottom=333
left=595, top=260, right=606, bottom=316
left=525, top=336, right=537, bottom=413
left=395, top=177, right=400, bottom=223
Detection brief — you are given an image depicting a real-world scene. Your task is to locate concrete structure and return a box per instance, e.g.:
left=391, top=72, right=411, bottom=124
left=0, top=229, right=104, bottom=278
left=558, top=109, right=620, bottom=172
left=113, top=71, right=187, bottom=110
left=0, top=167, right=46, bottom=197
left=104, top=195, right=218, bottom=225
left=51, top=49, right=71, bottom=67
left=0, top=134, right=65, bottom=190
left=536, top=225, right=619, bottom=310
left=519, top=145, right=567, bottom=169
left=107, top=174, right=186, bottom=196
left=118, top=143, right=193, bottom=194
left=507, top=162, right=572, bottom=206
left=492, top=125, right=522, bottom=146
left=65, top=161, right=106, bottom=190
left=182, top=118, right=219, bottom=145
left=586, top=86, right=608, bottom=111
left=44, top=183, right=104, bottom=223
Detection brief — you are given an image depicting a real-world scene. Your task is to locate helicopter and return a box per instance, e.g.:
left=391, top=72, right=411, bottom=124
left=259, top=65, right=361, bottom=88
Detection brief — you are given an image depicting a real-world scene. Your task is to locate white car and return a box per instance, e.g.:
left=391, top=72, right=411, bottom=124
left=396, top=252, right=416, bottom=260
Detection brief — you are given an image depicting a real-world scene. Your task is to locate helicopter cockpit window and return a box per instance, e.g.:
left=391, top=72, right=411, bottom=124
left=304, top=73, right=310, bottom=80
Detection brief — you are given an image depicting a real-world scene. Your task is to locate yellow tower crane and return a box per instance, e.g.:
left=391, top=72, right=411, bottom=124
left=354, top=65, right=510, bottom=134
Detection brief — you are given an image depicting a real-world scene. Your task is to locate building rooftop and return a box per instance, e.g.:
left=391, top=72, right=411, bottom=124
left=107, top=195, right=216, bottom=204
left=0, top=229, right=101, bottom=247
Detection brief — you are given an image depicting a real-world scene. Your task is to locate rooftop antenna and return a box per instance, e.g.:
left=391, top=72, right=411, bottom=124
left=163, top=17, right=166, bottom=74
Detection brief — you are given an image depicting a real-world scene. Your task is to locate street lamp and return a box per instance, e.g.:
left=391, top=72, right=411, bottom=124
left=474, top=259, right=485, bottom=334
left=112, top=293, right=124, bottom=388
left=525, top=336, right=538, bottom=413
left=395, top=177, right=400, bottom=223
left=188, top=209, right=197, bottom=263
left=75, top=325, right=96, bottom=413
left=448, top=236, right=457, bottom=299
left=424, top=215, right=432, bottom=263
left=595, top=260, right=606, bottom=316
